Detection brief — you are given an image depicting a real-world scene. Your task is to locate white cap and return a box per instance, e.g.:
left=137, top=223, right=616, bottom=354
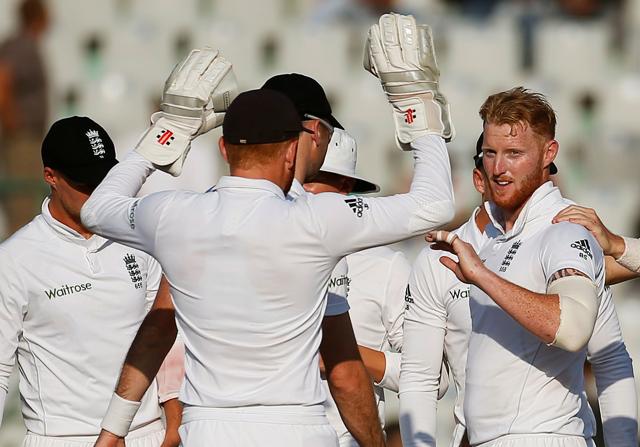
left=319, top=129, right=380, bottom=194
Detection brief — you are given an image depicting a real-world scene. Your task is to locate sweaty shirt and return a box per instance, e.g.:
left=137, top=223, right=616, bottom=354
left=0, top=199, right=162, bottom=436
left=80, top=135, right=454, bottom=410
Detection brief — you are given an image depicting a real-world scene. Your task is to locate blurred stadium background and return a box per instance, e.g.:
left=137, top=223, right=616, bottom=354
left=1, top=0, right=640, bottom=446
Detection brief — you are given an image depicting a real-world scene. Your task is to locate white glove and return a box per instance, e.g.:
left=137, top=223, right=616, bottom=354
left=364, top=13, right=454, bottom=149
left=136, top=47, right=238, bottom=176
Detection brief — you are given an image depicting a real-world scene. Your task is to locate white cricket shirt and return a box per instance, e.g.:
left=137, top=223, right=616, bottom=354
left=323, top=246, right=410, bottom=445
left=401, top=199, right=637, bottom=447
left=80, top=135, right=454, bottom=411
left=400, top=209, right=486, bottom=447
left=465, top=182, right=605, bottom=445
left=0, top=199, right=163, bottom=436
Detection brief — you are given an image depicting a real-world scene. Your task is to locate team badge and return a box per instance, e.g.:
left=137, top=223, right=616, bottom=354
left=123, top=254, right=143, bottom=289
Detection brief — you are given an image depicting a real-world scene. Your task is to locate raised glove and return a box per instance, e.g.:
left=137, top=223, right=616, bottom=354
left=364, top=13, right=454, bottom=149
left=136, top=47, right=238, bottom=176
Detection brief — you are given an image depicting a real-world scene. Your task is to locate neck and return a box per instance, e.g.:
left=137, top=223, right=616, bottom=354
left=294, top=136, right=312, bottom=183
left=229, top=167, right=288, bottom=193
left=474, top=205, right=491, bottom=233
left=48, top=196, right=92, bottom=239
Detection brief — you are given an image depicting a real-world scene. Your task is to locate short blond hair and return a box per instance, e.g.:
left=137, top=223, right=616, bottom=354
left=224, top=139, right=293, bottom=169
left=479, top=87, right=557, bottom=140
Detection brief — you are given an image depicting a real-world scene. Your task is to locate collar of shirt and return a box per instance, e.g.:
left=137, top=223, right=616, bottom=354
left=484, top=181, right=564, bottom=242
left=455, top=207, right=490, bottom=252
left=287, top=179, right=306, bottom=201
left=41, top=198, right=109, bottom=251
left=214, top=176, right=286, bottom=200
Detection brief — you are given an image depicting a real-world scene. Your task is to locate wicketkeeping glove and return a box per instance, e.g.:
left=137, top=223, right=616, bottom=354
left=364, top=14, right=454, bottom=149
left=136, top=47, right=238, bottom=176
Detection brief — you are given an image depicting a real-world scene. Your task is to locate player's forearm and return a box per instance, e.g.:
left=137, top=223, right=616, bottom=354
left=116, top=307, right=177, bottom=401
left=406, top=136, right=455, bottom=230
left=590, top=342, right=638, bottom=446
left=398, top=319, right=443, bottom=446
left=399, top=391, right=437, bottom=447
left=81, top=152, right=155, bottom=236
left=474, top=268, right=560, bottom=344
left=326, top=359, right=385, bottom=447
left=160, top=398, right=183, bottom=447
left=358, top=345, right=386, bottom=384
left=605, top=255, right=640, bottom=285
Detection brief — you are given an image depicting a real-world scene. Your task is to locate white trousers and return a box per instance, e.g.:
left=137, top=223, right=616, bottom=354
left=179, top=405, right=339, bottom=447
left=476, top=434, right=595, bottom=447
left=22, top=420, right=165, bottom=447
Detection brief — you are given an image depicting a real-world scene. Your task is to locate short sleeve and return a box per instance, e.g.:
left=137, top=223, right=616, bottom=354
left=540, top=222, right=604, bottom=285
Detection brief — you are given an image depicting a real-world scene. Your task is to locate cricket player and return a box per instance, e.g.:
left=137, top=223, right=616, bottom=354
left=400, top=133, right=638, bottom=447
left=300, top=128, right=410, bottom=446
left=264, top=73, right=387, bottom=443
left=426, top=87, right=616, bottom=446
left=0, top=116, right=183, bottom=447
left=83, top=14, right=455, bottom=446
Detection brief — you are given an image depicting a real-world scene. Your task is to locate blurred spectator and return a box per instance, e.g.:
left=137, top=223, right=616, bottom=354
left=0, top=0, right=49, bottom=236
left=311, top=0, right=412, bottom=26
left=442, top=0, right=502, bottom=20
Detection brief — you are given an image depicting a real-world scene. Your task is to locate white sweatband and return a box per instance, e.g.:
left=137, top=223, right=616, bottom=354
left=548, top=276, right=598, bottom=352
left=616, top=236, right=640, bottom=272
left=101, top=393, right=142, bottom=437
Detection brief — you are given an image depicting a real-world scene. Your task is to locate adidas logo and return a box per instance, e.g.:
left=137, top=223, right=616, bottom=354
left=571, top=239, right=593, bottom=260
left=344, top=197, right=369, bottom=218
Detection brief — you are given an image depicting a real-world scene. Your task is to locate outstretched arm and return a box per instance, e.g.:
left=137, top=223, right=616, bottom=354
left=321, top=313, right=385, bottom=447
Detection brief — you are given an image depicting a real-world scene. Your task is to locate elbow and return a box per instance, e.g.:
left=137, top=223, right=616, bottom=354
left=80, top=201, right=98, bottom=232
left=327, top=360, right=369, bottom=397
left=431, top=200, right=455, bottom=229
left=553, top=334, right=591, bottom=353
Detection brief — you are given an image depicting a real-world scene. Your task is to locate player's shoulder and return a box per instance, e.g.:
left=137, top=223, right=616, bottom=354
left=0, top=215, right=50, bottom=263
left=542, top=221, right=600, bottom=252
left=539, top=221, right=604, bottom=269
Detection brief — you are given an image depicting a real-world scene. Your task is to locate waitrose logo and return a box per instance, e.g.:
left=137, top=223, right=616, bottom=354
left=45, top=283, right=92, bottom=299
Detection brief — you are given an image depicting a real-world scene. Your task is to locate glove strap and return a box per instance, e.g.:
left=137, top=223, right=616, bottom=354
left=135, top=117, right=193, bottom=166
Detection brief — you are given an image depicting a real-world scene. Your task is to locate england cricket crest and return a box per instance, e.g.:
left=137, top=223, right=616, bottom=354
left=123, top=253, right=143, bottom=289
left=86, top=130, right=106, bottom=158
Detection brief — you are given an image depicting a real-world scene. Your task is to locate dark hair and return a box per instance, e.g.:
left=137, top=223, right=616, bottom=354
left=19, top=0, right=46, bottom=27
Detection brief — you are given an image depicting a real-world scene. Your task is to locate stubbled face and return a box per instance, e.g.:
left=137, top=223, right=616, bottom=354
left=481, top=122, right=552, bottom=217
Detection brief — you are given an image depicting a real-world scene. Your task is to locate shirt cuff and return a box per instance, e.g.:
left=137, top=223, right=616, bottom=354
left=375, top=351, right=400, bottom=393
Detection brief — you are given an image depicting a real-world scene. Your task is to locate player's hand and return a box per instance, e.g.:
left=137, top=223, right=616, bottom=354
left=160, top=430, right=180, bottom=447
left=364, top=13, right=454, bottom=149
left=552, top=205, right=625, bottom=258
left=93, top=429, right=125, bottom=447
left=426, top=230, right=486, bottom=285
left=135, top=47, right=238, bottom=176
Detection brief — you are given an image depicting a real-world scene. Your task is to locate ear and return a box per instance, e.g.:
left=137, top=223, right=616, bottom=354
left=472, top=168, right=485, bottom=195
left=306, top=120, right=322, bottom=146
left=284, top=139, right=298, bottom=171
left=218, top=136, right=229, bottom=163
left=43, top=167, right=57, bottom=189
left=543, top=139, right=559, bottom=171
